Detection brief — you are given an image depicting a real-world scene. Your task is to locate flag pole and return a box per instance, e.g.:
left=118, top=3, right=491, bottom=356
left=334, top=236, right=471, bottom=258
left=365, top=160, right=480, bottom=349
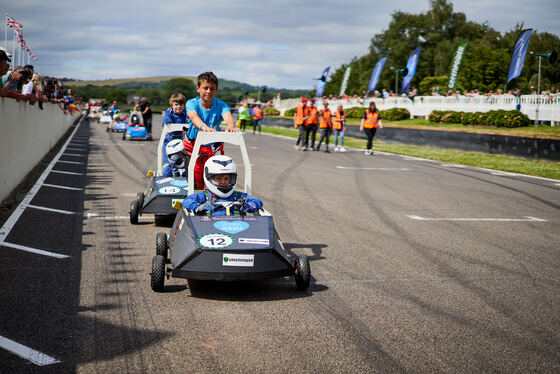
left=4, top=14, right=7, bottom=50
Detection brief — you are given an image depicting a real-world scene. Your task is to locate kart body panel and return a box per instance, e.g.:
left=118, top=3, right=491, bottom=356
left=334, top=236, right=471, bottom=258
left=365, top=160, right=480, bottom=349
left=140, top=175, right=188, bottom=216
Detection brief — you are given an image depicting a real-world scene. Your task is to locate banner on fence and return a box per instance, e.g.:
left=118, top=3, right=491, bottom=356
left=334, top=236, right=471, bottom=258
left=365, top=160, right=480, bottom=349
left=447, top=39, right=469, bottom=90
left=402, top=47, right=421, bottom=93
left=507, top=29, right=533, bottom=83
left=368, top=57, right=387, bottom=92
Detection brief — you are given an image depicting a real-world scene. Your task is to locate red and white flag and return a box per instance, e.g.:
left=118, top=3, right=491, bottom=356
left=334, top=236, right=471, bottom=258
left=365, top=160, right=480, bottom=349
left=6, top=15, right=23, bottom=29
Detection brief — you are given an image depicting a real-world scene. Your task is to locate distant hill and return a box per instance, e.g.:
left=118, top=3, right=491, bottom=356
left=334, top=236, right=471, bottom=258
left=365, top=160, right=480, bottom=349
left=63, top=76, right=196, bottom=87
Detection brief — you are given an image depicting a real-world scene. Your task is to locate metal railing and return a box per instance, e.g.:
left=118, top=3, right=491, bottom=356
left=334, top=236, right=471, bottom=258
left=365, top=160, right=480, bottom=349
left=273, top=95, right=560, bottom=125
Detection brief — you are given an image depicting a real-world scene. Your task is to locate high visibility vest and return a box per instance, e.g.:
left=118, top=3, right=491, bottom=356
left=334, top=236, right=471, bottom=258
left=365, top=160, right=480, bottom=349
left=253, top=108, right=263, bottom=119
left=333, top=110, right=345, bottom=130
left=306, top=107, right=318, bottom=125
left=319, top=109, right=332, bottom=128
left=363, top=110, right=379, bottom=129
left=294, top=105, right=308, bottom=126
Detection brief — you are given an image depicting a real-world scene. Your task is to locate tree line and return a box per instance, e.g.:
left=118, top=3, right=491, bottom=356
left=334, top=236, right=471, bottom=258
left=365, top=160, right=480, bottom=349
left=324, top=0, right=560, bottom=96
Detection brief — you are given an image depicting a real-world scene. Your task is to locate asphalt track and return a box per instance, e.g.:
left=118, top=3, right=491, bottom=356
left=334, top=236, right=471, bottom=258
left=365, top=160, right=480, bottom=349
left=1, top=115, right=559, bottom=373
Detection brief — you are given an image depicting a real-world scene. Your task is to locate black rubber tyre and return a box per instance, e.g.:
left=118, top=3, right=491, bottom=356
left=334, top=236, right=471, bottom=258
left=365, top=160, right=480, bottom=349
left=136, top=192, right=145, bottom=209
left=156, top=232, right=168, bottom=259
left=151, top=255, right=165, bottom=292
left=105, top=127, right=109, bottom=132
left=129, top=200, right=139, bottom=224
left=122, top=131, right=126, bottom=140
left=294, top=255, right=311, bottom=291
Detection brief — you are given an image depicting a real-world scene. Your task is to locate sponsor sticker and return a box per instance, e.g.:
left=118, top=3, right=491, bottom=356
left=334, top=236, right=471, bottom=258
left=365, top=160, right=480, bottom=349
left=170, top=180, right=189, bottom=188
left=222, top=253, right=254, bottom=267
left=197, top=233, right=234, bottom=249
left=214, top=221, right=249, bottom=234
left=238, top=238, right=269, bottom=246
left=159, top=186, right=181, bottom=195
left=156, top=177, right=173, bottom=185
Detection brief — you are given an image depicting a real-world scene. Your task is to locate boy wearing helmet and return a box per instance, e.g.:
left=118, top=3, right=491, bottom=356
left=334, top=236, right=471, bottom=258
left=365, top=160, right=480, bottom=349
left=183, top=155, right=262, bottom=216
left=162, top=139, right=187, bottom=177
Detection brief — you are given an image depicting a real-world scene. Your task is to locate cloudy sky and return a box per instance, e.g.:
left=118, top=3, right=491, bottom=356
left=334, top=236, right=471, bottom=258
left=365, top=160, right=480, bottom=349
left=2, top=0, right=558, bottom=89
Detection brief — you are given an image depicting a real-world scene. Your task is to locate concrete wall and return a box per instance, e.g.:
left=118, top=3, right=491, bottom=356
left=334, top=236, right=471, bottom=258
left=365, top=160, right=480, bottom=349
left=0, top=99, right=76, bottom=201
left=262, top=117, right=560, bottom=160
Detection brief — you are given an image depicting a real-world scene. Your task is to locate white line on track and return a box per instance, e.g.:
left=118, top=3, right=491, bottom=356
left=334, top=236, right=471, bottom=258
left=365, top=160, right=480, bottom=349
left=66, top=147, right=83, bottom=151
left=51, top=170, right=85, bottom=176
left=440, top=164, right=466, bottom=168
left=336, top=166, right=410, bottom=171
left=407, top=215, right=547, bottom=222
left=27, top=204, right=77, bottom=215
left=42, top=183, right=83, bottom=191
left=56, top=160, right=84, bottom=165
left=62, top=153, right=86, bottom=157
left=1, top=242, right=70, bottom=259
left=86, top=213, right=150, bottom=220
left=0, top=116, right=83, bottom=254
left=0, top=335, right=60, bottom=366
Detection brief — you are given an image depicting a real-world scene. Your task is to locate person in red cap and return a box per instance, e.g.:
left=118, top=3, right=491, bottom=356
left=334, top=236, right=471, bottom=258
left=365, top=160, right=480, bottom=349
left=293, top=97, right=309, bottom=150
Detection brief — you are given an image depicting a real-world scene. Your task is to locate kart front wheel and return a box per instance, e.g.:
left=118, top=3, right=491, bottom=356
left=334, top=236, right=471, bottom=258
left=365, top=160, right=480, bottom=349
left=136, top=192, right=145, bottom=209
left=156, top=232, right=168, bottom=259
left=129, top=200, right=139, bottom=224
left=151, top=255, right=165, bottom=292
left=294, top=255, right=311, bottom=291
left=122, top=132, right=126, bottom=140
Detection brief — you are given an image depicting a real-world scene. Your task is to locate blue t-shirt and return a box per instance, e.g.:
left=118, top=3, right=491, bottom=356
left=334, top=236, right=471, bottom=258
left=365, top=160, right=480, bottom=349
left=185, top=97, right=230, bottom=140
left=162, top=107, right=188, bottom=126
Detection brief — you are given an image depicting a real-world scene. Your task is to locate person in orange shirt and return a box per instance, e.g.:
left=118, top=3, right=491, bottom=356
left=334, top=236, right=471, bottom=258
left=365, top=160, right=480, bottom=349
left=252, top=103, right=263, bottom=134
left=360, top=101, right=383, bottom=155
left=293, top=97, right=309, bottom=150
left=332, top=104, right=347, bottom=152
left=304, top=99, right=319, bottom=151
left=316, top=101, right=333, bottom=152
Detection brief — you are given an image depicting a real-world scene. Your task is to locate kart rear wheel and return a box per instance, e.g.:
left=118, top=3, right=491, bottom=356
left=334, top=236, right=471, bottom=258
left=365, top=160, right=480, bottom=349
left=151, top=255, right=165, bottom=292
left=156, top=232, right=168, bottom=259
left=122, top=132, right=126, bottom=140
left=294, top=255, right=311, bottom=291
left=136, top=192, right=145, bottom=209
left=105, top=127, right=109, bottom=132
left=129, top=200, right=139, bottom=224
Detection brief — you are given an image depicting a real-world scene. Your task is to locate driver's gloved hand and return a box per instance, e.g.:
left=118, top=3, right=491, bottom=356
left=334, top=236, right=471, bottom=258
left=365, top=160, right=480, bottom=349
left=242, top=202, right=256, bottom=213
left=196, top=202, right=214, bottom=213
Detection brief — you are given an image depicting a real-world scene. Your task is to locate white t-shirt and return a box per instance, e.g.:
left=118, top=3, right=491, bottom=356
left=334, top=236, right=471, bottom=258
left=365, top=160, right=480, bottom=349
left=22, top=81, right=34, bottom=95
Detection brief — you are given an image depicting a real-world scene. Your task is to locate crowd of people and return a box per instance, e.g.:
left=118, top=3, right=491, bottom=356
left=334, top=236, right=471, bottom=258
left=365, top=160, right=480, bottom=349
left=0, top=49, right=81, bottom=114
left=291, top=97, right=382, bottom=155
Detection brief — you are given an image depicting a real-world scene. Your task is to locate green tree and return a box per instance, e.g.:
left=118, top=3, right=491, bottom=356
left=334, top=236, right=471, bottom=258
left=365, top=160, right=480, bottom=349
left=161, top=78, right=197, bottom=102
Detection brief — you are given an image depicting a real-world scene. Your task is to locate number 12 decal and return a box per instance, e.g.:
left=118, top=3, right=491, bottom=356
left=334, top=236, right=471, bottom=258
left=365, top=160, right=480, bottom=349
left=197, top=233, right=234, bottom=249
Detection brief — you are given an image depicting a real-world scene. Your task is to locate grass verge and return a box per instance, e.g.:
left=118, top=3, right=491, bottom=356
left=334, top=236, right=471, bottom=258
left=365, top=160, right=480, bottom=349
left=262, top=126, right=560, bottom=180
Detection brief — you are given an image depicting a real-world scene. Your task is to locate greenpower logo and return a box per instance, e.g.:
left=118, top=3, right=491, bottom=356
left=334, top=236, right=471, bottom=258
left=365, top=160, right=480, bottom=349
left=224, top=257, right=229, bottom=262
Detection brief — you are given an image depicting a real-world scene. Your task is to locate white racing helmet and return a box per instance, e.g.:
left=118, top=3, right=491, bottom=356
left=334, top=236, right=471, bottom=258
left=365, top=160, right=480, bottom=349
left=166, top=139, right=185, bottom=168
left=203, top=155, right=237, bottom=198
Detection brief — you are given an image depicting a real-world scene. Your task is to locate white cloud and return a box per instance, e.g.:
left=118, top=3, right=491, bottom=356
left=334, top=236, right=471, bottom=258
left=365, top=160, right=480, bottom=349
left=2, top=0, right=558, bottom=88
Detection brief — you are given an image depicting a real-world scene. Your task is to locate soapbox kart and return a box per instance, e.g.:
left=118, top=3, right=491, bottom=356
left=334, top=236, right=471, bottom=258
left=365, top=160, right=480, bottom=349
left=149, top=132, right=311, bottom=293
left=129, top=124, right=187, bottom=224
left=99, top=110, right=112, bottom=125
left=107, top=113, right=128, bottom=132
left=122, top=111, right=151, bottom=140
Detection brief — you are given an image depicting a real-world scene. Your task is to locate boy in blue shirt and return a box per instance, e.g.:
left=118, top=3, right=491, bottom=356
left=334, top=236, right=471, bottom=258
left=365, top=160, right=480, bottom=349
left=162, top=93, right=188, bottom=126
left=183, top=72, right=236, bottom=188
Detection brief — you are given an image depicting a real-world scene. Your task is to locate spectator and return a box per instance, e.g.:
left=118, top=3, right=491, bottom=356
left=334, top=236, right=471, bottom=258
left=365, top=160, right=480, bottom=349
left=252, top=103, right=263, bottom=134
left=138, top=97, right=153, bottom=137
left=0, top=49, right=14, bottom=98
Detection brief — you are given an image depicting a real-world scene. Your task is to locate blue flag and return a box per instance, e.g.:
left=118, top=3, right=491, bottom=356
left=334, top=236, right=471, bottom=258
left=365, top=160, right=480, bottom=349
left=316, top=66, right=330, bottom=98
left=507, top=29, right=533, bottom=83
left=402, top=47, right=421, bottom=93
left=368, top=57, right=387, bottom=92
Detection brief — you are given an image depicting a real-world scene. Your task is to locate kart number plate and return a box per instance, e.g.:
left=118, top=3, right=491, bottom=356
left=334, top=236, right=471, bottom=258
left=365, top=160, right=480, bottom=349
left=222, top=254, right=254, bottom=267
left=198, top=233, right=233, bottom=249
left=159, top=186, right=181, bottom=195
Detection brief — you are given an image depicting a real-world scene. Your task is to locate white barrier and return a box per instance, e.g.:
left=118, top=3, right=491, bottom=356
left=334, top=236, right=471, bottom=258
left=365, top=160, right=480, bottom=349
left=0, top=99, right=77, bottom=201
left=273, top=95, right=560, bottom=125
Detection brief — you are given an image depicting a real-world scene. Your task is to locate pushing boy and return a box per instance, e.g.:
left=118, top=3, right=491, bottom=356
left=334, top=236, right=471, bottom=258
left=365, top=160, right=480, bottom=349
left=183, top=72, right=237, bottom=188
